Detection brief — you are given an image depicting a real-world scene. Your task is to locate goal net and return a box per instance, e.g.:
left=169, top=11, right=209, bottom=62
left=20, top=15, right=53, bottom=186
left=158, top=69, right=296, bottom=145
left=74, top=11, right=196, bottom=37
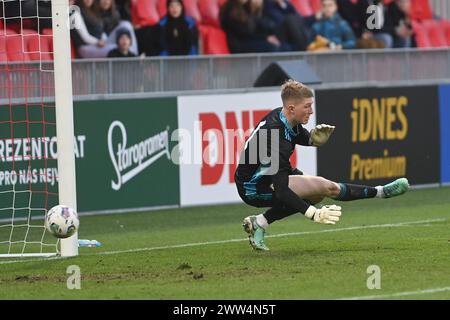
left=0, top=0, right=77, bottom=258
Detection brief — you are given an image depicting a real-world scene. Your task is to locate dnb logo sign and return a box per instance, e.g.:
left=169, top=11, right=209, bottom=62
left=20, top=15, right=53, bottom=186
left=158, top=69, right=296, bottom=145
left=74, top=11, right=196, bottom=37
left=177, top=92, right=317, bottom=206
left=199, top=109, right=276, bottom=185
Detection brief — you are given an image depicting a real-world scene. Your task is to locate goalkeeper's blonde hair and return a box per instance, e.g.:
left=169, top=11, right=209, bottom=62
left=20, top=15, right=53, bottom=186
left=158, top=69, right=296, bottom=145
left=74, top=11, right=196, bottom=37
left=281, top=79, right=314, bottom=106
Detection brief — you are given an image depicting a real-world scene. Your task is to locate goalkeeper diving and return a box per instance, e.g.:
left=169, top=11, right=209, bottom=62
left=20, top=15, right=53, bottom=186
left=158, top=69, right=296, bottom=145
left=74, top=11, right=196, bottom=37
left=234, top=79, right=409, bottom=251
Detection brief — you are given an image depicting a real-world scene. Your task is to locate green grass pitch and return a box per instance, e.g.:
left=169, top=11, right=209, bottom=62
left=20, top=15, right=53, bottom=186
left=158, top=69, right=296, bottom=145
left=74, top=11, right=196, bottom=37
left=1, top=186, right=449, bottom=300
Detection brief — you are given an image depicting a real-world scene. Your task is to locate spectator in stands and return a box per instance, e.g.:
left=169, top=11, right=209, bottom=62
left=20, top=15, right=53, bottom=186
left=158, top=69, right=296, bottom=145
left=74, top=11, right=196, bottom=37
left=95, top=0, right=138, bottom=54
left=263, top=0, right=297, bottom=25
left=158, top=0, right=199, bottom=56
left=115, top=0, right=132, bottom=22
left=72, top=0, right=138, bottom=58
left=130, top=0, right=160, bottom=57
left=108, top=28, right=137, bottom=57
left=337, top=0, right=393, bottom=48
left=220, top=0, right=289, bottom=53
left=263, top=0, right=312, bottom=51
left=336, top=0, right=364, bottom=37
left=384, top=0, right=414, bottom=48
left=96, top=0, right=121, bottom=34
left=308, top=0, right=356, bottom=51
left=72, top=0, right=113, bottom=58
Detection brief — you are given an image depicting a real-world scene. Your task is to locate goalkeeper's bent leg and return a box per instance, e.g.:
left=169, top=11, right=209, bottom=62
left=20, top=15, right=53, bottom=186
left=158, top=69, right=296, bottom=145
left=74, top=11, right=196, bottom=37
left=287, top=175, right=380, bottom=202
left=262, top=175, right=330, bottom=225
left=332, top=178, right=409, bottom=201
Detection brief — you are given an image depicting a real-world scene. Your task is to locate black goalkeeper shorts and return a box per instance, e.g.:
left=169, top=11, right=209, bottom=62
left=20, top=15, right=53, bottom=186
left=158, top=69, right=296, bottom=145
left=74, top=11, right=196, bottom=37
left=236, top=183, right=275, bottom=208
left=235, top=168, right=304, bottom=209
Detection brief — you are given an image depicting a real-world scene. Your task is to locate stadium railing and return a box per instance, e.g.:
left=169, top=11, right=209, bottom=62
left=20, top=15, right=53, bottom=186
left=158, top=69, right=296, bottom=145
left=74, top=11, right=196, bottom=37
left=2, top=48, right=450, bottom=97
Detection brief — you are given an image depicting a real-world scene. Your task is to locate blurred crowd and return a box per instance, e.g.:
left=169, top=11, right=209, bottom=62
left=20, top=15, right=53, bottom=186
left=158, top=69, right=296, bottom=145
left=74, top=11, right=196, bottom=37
left=0, top=0, right=421, bottom=58
left=221, top=0, right=415, bottom=53
left=69, top=0, right=198, bottom=58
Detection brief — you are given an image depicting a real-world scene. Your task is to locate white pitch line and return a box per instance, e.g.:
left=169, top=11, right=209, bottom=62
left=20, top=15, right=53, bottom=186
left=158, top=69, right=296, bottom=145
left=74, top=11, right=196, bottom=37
left=0, top=256, right=62, bottom=265
left=338, top=286, right=450, bottom=300
left=95, top=217, right=447, bottom=256
left=0, top=218, right=446, bottom=265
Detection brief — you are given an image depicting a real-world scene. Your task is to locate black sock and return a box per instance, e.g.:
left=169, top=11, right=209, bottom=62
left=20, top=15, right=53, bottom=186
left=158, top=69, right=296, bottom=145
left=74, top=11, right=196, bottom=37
left=333, top=183, right=377, bottom=201
left=263, top=204, right=299, bottom=224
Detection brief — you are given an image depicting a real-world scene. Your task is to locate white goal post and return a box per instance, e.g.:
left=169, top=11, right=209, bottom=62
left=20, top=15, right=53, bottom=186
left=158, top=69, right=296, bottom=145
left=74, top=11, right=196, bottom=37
left=52, top=0, right=78, bottom=258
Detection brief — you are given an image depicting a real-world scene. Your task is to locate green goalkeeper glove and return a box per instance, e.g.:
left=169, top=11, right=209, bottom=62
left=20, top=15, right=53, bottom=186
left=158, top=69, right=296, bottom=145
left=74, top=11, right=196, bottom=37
left=305, top=205, right=342, bottom=225
left=310, top=124, right=335, bottom=146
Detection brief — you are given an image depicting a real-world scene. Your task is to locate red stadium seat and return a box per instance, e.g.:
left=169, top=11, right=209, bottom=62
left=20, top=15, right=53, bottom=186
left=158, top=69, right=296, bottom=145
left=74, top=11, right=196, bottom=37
left=1, top=18, right=36, bottom=34
left=309, top=0, right=322, bottom=14
left=0, top=18, right=3, bottom=63
left=3, top=21, right=21, bottom=34
left=184, top=0, right=202, bottom=23
left=23, top=29, right=53, bottom=61
left=423, top=20, right=447, bottom=47
left=41, top=29, right=77, bottom=59
left=199, top=0, right=221, bottom=28
left=411, top=20, right=431, bottom=48
left=0, top=32, right=7, bottom=62
left=410, top=0, right=433, bottom=21
left=42, top=28, right=64, bottom=58
left=443, top=20, right=450, bottom=46
left=131, top=0, right=160, bottom=27
left=291, top=0, right=313, bottom=16
left=157, top=0, right=167, bottom=17
left=41, top=28, right=54, bottom=52
left=199, top=25, right=229, bottom=55
left=42, top=28, right=76, bottom=59
left=41, top=28, right=53, bottom=36
left=4, top=30, right=30, bottom=62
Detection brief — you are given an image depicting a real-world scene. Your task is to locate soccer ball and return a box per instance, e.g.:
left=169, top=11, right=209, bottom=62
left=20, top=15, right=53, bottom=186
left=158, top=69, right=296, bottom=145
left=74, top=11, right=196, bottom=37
left=45, top=205, right=79, bottom=239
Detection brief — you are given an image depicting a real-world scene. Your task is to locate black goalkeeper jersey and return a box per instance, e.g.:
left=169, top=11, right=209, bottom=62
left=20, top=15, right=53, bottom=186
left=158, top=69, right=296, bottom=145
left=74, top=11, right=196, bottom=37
left=235, top=107, right=313, bottom=214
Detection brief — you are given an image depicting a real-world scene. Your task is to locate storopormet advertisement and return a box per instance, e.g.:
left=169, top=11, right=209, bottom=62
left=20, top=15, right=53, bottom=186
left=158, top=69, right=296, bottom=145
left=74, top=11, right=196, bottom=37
left=73, top=97, right=180, bottom=212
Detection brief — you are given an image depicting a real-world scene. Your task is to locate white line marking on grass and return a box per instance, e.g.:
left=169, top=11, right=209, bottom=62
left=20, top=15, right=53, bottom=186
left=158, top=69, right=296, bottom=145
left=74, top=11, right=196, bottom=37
left=0, top=218, right=446, bottom=265
left=96, top=218, right=447, bottom=256
left=266, top=218, right=447, bottom=239
left=0, top=256, right=62, bottom=265
left=338, top=286, right=450, bottom=300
